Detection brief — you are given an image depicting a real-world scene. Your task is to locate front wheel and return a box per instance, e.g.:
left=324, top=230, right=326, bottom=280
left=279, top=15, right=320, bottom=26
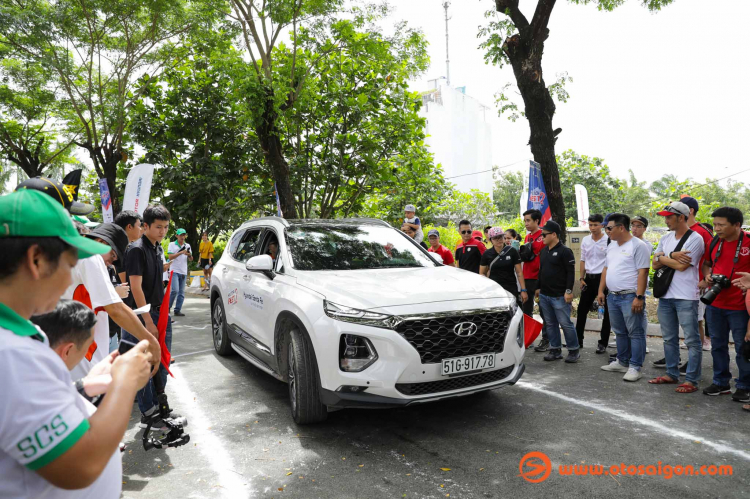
left=287, top=328, right=327, bottom=424
left=212, top=298, right=233, bottom=356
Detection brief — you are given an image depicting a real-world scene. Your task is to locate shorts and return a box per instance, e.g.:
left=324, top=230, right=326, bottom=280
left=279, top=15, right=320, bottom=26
left=200, top=258, right=213, bottom=269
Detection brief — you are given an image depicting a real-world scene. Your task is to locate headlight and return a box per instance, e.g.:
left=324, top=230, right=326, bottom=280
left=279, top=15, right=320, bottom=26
left=339, top=334, right=378, bottom=372
left=324, top=300, right=396, bottom=328
left=516, top=315, right=524, bottom=348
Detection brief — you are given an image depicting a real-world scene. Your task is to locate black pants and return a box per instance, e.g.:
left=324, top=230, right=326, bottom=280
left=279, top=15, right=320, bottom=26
left=522, top=278, right=547, bottom=339
left=575, top=273, right=611, bottom=347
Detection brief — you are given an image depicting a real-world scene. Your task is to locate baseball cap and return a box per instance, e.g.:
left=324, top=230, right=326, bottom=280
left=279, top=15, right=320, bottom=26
left=0, top=189, right=111, bottom=259
left=16, top=177, right=95, bottom=215
left=404, top=204, right=416, bottom=212
left=427, top=229, right=440, bottom=238
left=542, top=220, right=562, bottom=235
left=472, top=230, right=483, bottom=240
left=680, top=196, right=699, bottom=215
left=631, top=216, right=649, bottom=228
left=85, top=223, right=128, bottom=262
left=488, top=227, right=505, bottom=239
left=657, top=202, right=689, bottom=218
left=176, top=228, right=187, bottom=235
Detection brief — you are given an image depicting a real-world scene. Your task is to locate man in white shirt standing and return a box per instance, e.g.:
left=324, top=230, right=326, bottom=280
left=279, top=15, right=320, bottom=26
left=168, top=228, right=193, bottom=317
left=576, top=214, right=611, bottom=353
left=598, top=213, right=651, bottom=381
left=648, top=202, right=705, bottom=392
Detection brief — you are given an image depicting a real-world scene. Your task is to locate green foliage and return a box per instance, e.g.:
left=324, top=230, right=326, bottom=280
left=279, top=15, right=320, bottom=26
left=431, top=189, right=497, bottom=228
left=493, top=170, right=524, bottom=215
left=421, top=222, right=461, bottom=251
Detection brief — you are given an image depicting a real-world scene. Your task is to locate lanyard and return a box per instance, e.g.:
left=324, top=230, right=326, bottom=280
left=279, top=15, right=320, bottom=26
left=713, top=231, right=744, bottom=279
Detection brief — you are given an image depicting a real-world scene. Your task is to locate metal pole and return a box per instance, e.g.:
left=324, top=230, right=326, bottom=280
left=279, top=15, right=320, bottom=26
left=443, top=1, right=450, bottom=87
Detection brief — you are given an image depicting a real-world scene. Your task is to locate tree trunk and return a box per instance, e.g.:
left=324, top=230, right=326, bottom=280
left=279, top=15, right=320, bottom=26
left=257, top=88, right=298, bottom=219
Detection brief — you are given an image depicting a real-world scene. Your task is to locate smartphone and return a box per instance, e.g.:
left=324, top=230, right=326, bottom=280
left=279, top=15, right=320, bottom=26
left=118, top=338, right=138, bottom=355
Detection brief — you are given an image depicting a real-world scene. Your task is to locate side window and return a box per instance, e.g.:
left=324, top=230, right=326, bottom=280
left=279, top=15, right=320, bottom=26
left=233, top=229, right=262, bottom=263
left=259, top=230, right=282, bottom=271
left=228, top=230, right=245, bottom=260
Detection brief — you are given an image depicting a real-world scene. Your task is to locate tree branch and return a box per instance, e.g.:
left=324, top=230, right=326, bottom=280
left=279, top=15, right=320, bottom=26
left=495, top=0, right=529, bottom=31
left=530, top=0, right=556, bottom=43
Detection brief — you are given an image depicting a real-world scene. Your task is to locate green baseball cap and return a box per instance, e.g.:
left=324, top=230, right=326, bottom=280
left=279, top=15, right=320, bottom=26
left=0, top=189, right=111, bottom=259
left=176, top=228, right=187, bottom=235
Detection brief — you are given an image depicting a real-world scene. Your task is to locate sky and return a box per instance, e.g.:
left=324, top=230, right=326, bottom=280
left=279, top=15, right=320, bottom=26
left=393, top=0, right=750, bottom=186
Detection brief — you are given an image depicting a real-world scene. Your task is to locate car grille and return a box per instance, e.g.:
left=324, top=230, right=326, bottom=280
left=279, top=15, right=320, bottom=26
left=394, top=310, right=512, bottom=364
left=396, top=366, right=515, bottom=396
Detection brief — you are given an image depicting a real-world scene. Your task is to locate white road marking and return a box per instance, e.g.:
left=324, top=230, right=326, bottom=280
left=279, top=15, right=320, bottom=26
left=169, top=364, right=250, bottom=496
left=172, top=348, right=215, bottom=359
left=517, top=380, right=750, bottom=462
left=175, top=325, right=209, bottom=330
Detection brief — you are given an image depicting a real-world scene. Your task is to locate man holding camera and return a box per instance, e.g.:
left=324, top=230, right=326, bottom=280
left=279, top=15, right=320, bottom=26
left=701, top=207, right=750, bottom=401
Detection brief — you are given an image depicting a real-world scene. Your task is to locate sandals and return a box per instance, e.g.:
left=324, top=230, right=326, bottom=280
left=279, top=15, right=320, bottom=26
left=648, top=376, right=678, bottom=384
left=676, top=383, right=699, bottom=393
left=743, top=404, right=750, bottom=412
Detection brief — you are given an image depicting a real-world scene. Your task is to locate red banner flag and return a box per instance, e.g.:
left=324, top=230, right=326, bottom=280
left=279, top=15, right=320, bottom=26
left=523, top=313, right=543, bottom=348
left=158, top=271, right=174, bottom=377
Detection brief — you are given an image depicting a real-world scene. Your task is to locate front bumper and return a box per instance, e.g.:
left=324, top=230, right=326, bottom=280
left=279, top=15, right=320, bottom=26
left=320, top=363, right=526, bottom=409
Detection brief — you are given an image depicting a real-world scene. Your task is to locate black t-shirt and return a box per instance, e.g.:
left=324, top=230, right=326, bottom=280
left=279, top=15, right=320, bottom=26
left=455, top=241, right=486, bottom=273
left=538, top=242, right=576, bottom=297
left=480, top=246, right=521, bottom=294
left=124, top=235, right=164, bottom=310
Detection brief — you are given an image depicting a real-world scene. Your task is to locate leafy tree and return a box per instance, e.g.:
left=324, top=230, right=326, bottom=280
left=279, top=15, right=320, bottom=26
left=432, top=189, right=497, bottom=228
left=493, top=169, right=523, bottom=215
left=479, top=0, right=675, bottom=236
left=556, top=150, right=622, bottom=221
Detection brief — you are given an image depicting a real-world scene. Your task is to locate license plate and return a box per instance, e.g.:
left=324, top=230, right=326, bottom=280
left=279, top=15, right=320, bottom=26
left=441, top=354, right=495, bottom=376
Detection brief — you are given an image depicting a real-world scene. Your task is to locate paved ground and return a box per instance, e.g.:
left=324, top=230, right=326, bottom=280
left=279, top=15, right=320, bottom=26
left=121, top=296, right=749, bottom=499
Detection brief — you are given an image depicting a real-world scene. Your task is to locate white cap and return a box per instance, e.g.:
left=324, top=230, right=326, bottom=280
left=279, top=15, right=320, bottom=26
left=404, top=204, right=416, bottom=212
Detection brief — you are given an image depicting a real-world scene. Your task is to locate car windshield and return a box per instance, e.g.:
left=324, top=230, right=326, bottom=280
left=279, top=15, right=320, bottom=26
left=286, top=224, right=437, bottom=271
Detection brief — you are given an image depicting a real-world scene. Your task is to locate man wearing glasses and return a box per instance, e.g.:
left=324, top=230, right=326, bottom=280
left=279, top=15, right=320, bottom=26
left=522, top=209, right=548, bottom=351
left=454, top=219, right=486, bottom=273
left=598, top=213, right=651, bottom=382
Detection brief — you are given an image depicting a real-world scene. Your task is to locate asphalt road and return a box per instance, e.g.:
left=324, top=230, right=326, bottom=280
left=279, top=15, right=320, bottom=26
left=121, top=296, right=749, bottom=499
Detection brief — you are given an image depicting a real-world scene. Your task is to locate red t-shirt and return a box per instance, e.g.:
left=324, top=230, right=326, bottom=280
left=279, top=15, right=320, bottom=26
left=522, top=229, right=545, bottom=280
left=706, top=233, right=750, bottom=310
left=690, top=223, right=713, bottom=280
left=429, top=244, right=455, bottom=265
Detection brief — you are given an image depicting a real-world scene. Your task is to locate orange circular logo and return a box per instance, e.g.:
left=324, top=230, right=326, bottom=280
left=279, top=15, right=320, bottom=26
left=518, top=451, right=552, bottom=483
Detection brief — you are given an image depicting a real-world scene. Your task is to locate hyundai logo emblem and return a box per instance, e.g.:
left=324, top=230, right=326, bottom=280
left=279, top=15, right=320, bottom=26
left=453, top=322, right=478, bottom=337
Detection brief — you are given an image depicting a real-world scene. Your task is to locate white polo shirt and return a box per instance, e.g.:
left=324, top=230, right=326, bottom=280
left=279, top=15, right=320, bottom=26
left=580, top=234, right=608, bottom=274
left=0, top=305, right=122, bottom=498
left=655, top=230, right=705, bottom=300
left=62, top=255, right=122, bottom=381
left=604, top=237, right=652, bottom=292
left=167, top=241, right=190, bottom=275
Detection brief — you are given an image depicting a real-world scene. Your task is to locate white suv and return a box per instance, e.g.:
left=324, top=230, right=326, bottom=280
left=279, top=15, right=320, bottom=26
left=210, top=217, right=526, bottom=423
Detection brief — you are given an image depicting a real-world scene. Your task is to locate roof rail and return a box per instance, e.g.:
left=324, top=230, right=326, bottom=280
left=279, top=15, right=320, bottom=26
left=252, top=216, right=290, bottom=227
left=355, top=218, right=392, bottom=227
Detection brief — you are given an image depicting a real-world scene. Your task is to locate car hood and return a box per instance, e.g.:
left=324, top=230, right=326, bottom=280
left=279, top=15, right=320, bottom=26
left=295, top=266, right=511, bottom=310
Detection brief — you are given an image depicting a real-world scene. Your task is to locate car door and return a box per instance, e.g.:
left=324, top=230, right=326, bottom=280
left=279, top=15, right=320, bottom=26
left=222, top=228, right=263, bottom=347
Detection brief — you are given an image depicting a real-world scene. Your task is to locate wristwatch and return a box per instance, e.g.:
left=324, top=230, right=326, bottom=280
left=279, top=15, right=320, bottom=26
left=635, top=294, right=645, bottom=301
left=565, top=289, right=573, bottom=294
left=520, top=288, right=528, bottom=292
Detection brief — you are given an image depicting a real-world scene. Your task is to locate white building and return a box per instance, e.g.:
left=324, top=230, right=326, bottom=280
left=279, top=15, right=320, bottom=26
left=419, top=80, right=493, bottom=196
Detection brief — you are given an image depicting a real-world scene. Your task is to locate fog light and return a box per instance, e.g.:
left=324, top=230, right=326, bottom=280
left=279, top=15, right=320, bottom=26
left=516, top=316, right=524, bottom=348
left=339, top=334, right=378, bottom=372
left=337, top=385, right=368, bottom=393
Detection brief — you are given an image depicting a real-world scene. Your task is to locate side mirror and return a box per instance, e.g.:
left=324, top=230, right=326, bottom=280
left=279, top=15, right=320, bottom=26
left=430, top=252, right=444, bottom=265
left=246, top=254, right=274, bottom=273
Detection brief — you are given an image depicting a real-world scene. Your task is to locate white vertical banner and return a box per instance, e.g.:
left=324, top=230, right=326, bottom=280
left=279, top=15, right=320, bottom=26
left=574, top=184, right=590, bottom=227
left=520, top=189, right=528, bottom=218
left=98, top=178, right=114, bottom=222
left=123, top=163, right=155, bottom=215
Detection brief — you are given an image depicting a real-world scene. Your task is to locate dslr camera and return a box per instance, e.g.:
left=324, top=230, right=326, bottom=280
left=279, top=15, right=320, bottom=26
left=701, top=274, right=732, bottom=305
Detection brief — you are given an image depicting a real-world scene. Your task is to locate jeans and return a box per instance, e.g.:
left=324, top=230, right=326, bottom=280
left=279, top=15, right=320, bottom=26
left=575, top=273, right=611, bottom=347
left=122, top=309, right=172, bottom=415
left=169, top=273, right=187, bottom=312
left=705, top=305, right=750, bottom=390
left=538, top=294, right=579, bottom=351
left=607, top=293, right=646, bottom=369
left=658, top=299, right=701, bottom=384
left=522, top=279, right=547, bottom=339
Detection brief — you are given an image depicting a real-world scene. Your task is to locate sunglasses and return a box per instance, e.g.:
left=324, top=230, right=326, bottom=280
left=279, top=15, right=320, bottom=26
left=460, top=230, right=472, bottom=235
left=541, top=232, right=553, bottom=237
left=605, top=224, right=623, bottom=232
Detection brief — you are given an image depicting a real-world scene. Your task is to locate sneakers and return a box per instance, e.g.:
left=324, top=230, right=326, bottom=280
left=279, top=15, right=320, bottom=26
left=534, top=338, right=550, bottom=352
left=679, top=342, right=688, bottom=350
left=601, top=360, right=629, bottom=372
left=564, top=350, right=581, bottom=363
left=544, top=349, right=563, bottom=361
left=702, top=384, right=732, bottom=396
left=623, top=367, right=642, bottom=382
left=702, top=338, right=711, bottom=351
left=140, top=408, right=184, bottom=429
left=653, top=357, right=666, bottom=368
left=174, top=311, right=185, bottom=317
left=732, top=389, right=750, bottom=403
left=678, top=359, right=688, bottom=373
left=595, top=343, right=607, bottom=354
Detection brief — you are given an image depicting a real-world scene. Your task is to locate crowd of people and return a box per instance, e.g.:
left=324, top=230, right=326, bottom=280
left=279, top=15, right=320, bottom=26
left=399, top=201, right=750, bottom=412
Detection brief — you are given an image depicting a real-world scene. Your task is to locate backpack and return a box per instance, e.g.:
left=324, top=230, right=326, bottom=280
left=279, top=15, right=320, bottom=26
left=519, top=243, right=536, bottom=262
left=652, top=230, right=694, bottom=298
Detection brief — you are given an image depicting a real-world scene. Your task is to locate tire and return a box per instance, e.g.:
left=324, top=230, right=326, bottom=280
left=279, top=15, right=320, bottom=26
left=212, top=298, right=233, bottom=356
left=287, top=328, right=327, bottom=424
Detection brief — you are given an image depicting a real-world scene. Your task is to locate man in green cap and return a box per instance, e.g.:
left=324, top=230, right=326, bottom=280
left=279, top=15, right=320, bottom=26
left=167, top=228, right=192, bottom=316
left=0, top=189, right=154, bottom=496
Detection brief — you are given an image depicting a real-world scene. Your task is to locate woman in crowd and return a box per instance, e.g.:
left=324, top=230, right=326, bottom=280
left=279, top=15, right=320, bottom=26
left=504, top=229, right=521, bottom=250
left=480, top=227, right=528, bottom=304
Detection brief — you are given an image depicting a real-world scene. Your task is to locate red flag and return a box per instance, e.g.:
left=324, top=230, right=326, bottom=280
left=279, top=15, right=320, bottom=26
left=523, top=313, right=543, bottom=348
left=158, top=271, right=174, bottom=377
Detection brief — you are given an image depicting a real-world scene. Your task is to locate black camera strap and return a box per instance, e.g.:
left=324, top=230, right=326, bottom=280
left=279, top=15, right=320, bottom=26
left=712, top=231, right=744, bottom=279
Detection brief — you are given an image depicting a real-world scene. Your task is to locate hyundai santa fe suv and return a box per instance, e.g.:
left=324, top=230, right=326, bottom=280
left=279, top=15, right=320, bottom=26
left=210, top=217, right=526, bottom=423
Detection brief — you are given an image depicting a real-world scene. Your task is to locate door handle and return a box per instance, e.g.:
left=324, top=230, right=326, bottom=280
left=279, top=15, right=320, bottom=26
left=222, top=267, right=229, bottom=273
left=243, top=275, right=251, bottom=280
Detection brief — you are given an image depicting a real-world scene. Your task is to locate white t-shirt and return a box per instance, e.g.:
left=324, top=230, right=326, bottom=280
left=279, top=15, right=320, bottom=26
left=62, top=255, right=122, bottom=381
left=167, top=241, right=190, bottom=275
left=404, top=216, right=424, bottom=242
left=604, top=237, right=652, bottom=292
left=655, top=231, right=705, bottom=300
left=634, top=236, right=654, bottom=254
left=580, top=234, right=608, bottom=274
left=0, top=316, right=122, bottom=499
